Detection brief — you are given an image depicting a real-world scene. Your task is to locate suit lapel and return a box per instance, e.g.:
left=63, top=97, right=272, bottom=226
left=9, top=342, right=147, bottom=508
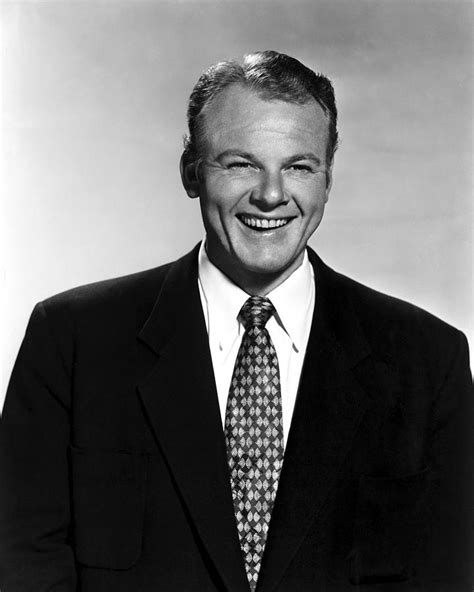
left=257, top=250, right=372, bottom=592
left=136, top=246, right=374, bottom=592
left=137, top=246, right=249, bottom=592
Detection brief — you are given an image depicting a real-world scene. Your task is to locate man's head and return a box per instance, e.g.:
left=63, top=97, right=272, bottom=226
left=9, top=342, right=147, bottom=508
left=181, top=50, right=338, bottom=294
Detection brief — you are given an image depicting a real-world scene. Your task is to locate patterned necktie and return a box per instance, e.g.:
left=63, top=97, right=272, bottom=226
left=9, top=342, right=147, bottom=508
left=225, top=296, right=284, bottom=591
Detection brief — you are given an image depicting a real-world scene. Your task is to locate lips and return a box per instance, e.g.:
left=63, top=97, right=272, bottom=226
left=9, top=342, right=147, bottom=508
left=238, top=214, right=292, bottom=231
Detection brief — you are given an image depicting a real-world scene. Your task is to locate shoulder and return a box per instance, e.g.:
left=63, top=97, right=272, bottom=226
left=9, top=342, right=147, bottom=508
left=312, top=251, right=470, bottom=386
left=338, top=270, right=463, bottom=345
left=40, top=262, right=170, bottom=322
left=33, top=245, right=199, bottom=335
left=336, top=269, right=457, bottom=334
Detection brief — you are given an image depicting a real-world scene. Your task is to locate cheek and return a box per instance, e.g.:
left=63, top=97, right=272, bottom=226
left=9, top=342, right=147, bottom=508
left=294, top=188, right=327, bottom=219
left=205, top=173, right=254, bottom=206
left=199, top=188, right=234, bottom=237
left=296, top=193, right=328, bottom=235
left=286, top=173, right=327, bottom=197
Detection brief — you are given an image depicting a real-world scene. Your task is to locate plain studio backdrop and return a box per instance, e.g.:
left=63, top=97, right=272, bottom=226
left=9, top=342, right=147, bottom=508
left=0, top=0, right=472, bottom=408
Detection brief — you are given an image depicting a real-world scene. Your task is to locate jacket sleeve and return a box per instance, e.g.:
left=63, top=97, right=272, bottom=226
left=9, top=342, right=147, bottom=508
left=421, top=331, right=474, bottom=590
left=0, top=302, right=77, bottom=591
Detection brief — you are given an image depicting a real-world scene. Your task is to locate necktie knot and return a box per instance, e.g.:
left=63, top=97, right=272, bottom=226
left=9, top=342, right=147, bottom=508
left=240, top=296, right=275, bottom=330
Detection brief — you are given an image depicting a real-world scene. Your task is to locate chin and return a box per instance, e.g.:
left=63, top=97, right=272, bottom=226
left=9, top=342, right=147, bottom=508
left=244, top=249, right=298, bottom=274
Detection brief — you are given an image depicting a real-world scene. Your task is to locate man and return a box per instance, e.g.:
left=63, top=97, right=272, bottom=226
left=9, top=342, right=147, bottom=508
left=0, top=50, right=472, bottom=592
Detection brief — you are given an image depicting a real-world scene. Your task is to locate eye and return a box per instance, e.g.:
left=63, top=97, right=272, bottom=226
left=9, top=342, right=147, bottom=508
left=228, top=161, right=253, bottom=169
left=289, top=164, right=314, bottom=173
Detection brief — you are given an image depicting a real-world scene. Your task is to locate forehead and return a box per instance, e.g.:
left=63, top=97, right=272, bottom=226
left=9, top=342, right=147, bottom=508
left=199, top=84, right=330, bottom=158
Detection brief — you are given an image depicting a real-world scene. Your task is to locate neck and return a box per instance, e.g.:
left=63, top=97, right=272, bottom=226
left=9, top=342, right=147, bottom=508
left=233, top=271, right=289, bottom=297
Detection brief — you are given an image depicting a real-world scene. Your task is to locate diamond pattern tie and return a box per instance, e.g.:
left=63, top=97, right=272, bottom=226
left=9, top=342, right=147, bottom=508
left=225, top=296, right=284, bottom=591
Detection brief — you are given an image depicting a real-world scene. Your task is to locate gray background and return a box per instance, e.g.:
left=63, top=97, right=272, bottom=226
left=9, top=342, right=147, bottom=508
left=1, top=0, right=472, bottom=407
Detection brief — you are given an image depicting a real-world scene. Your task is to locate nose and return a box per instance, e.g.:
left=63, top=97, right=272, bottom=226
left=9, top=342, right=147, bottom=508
left=250, top=170, right=288, bottom=210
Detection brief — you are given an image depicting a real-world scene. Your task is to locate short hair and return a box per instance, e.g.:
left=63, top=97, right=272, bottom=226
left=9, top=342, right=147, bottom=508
left=183, top=50, right=339, bottom=164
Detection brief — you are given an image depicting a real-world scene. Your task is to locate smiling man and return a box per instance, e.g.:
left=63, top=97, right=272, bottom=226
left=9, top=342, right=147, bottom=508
left=0, top=51, right=472, bottom=592
left=181, top=82, right=332, bottom=295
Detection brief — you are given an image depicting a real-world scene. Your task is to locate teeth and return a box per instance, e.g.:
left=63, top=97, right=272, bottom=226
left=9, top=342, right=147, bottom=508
left=240, top=216, right=289, bottom=229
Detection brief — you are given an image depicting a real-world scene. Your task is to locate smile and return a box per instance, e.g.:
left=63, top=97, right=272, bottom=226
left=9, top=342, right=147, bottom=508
left=238, top=215, right=291, bottom=230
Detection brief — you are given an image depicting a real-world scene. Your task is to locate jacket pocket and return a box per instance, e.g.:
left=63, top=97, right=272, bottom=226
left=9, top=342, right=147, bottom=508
left=350, top=468, right=430, bottom=586
left=70, top=446, right=147, bottom=569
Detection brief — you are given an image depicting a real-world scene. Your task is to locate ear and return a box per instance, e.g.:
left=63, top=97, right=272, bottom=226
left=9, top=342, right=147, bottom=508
left=324, top=160, right=334, bottom=203
left=180, top=152, right=201, bottom=199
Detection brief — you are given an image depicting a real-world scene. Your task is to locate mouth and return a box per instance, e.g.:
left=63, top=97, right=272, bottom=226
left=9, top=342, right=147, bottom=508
left=237, top=214, right=293, bottom=231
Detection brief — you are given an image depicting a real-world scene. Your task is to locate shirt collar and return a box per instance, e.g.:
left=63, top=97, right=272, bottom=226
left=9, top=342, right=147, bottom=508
left=266, top=249, right=314, bottom=353
left=198, top=242, right=249, bottom=354
left=198, top=240, right=314, bottom=354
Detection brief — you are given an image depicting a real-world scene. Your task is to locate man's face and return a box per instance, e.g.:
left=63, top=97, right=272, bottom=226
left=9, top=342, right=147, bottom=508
left=184, top=84, right=333, bottom=293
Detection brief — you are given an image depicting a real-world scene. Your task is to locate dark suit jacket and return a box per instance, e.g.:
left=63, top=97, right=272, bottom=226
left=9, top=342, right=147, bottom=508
left=1, top=245, right=472, bottom=592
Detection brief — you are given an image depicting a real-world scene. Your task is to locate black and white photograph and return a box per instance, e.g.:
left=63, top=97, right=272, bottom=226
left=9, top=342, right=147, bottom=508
left=0, top=1, right=472, bottom=591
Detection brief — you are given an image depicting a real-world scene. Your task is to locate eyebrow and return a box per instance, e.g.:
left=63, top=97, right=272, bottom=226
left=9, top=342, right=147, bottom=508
left=284, top=153, right=322, bottom=167
left=215, top=150, right=256, bottom=162
left=216, top=150, right=322, bottom=167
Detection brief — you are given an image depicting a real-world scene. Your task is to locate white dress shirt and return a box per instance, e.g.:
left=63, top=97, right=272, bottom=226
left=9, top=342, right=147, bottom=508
left=197, top=241, right=315, bottom=447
